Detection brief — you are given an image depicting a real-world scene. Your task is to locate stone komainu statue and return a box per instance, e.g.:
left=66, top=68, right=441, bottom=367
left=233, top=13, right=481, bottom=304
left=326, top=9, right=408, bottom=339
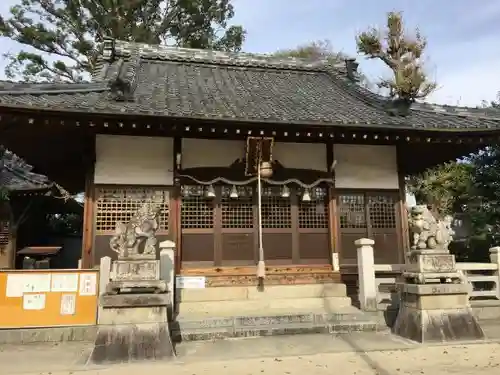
left=109, top=202, right=161, bottom=259
left=408, top=205, right=454, bottom=251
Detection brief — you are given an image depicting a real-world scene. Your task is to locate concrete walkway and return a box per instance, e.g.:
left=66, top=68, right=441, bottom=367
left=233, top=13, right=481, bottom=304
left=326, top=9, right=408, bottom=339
left=2, top=323, right=500, bottom=374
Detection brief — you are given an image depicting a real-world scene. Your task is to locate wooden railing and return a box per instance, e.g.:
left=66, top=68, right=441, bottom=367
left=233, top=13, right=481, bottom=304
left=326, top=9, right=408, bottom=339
left=355, top=238, right=500, bottom=311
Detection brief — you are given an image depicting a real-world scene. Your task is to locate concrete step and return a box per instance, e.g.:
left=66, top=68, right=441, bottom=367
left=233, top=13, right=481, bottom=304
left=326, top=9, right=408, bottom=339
left=176, top=283, right=347, bottom=303
left=177, top=296, right=353, bottom=316
left=171, top=305, right=381, bottom=342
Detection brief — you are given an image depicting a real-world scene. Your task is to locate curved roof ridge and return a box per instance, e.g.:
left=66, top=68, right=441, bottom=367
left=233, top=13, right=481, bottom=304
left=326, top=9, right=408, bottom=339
left=0, top=146, right=53, bottom=191
left=0, top=81, right=108, bottom=95
left=322, top=69, right=500, bottom=122
left=102, top=38, right=332, bottom=72
left=412, top=101, right=500, bottom=121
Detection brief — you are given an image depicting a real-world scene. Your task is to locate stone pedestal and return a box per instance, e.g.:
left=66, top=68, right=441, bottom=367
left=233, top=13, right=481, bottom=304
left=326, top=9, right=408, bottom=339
left=393, top=248, right=484, bottom=343
left=89, top=259, right=175, bottom=364
left=393, top=283, right=484, bottom=343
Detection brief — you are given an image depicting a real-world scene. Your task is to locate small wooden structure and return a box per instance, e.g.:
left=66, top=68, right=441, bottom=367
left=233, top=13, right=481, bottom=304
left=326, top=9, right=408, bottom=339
left=0, top=38, right=499, bottom=286
left=0, top=147, right=55, bottom=268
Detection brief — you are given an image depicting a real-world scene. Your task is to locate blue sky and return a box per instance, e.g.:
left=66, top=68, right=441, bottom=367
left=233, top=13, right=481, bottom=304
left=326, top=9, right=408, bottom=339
left=1, top=0, right=500, bottom=107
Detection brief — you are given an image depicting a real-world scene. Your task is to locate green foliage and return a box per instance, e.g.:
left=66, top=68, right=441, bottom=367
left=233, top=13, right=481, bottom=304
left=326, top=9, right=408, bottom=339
left=273, top=40, right=371, bottom=88
left=0, top=187, right=9, bottom=202
left=0, top=0, right=245, bottom=82
left=407, top=162, right=473, bottom=217
left=469, top=147, right=500, bottom=233
left=481, top=92, right=500, bottom=109
left=356, top=11, right=436, bottom=102
left=471, top=97, right=500, bottom=237
left=273, top=40, right=347, bottom=62
left=47, top=213, right=82, bottom=236
left=407, top=160, right=495, bottom=262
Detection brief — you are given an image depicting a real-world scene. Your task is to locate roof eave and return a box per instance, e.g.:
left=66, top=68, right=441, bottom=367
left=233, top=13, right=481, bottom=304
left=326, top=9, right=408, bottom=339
left=1, top=103, right=499, bottom=135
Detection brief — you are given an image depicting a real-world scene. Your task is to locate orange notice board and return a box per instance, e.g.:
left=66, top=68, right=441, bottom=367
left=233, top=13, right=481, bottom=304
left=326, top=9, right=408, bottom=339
left=0, top=269, right=99, bottom=328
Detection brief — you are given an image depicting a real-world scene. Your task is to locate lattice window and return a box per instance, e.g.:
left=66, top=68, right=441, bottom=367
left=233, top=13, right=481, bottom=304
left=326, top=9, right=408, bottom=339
left=338, top=193, right=366, bottom=229
left=0, top=221, right=9, bottom=247
left=261, top=187, right=291, bottom=229
left=368, top=194, right=396, bottom=229
left=221, top=186, right=254, bottom=229
left=181, top=196, right=214, bottom=229
left=299, top=187, right=328, bottom=229
left=95, top=187, right=170, bottom=234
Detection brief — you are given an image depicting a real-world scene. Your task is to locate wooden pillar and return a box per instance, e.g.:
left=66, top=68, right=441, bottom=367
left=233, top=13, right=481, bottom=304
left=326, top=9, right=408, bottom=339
left=396, top=145, right=410, bottom=264
left=81, top=167, right=95, bottom=268
left=172, top=137, right=182, bottom=273
left=398, top=172, right=409, bottom=263
left=326, top=141, right=339, bottom=270
left=81, top=135, right=96, bottom=268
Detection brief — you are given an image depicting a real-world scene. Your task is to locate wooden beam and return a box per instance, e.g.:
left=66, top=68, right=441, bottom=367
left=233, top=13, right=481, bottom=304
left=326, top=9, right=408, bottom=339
left=180, top=264, right=333, bottom=276
left=172, top=137, right=182, bottom=274
left=81, top=135, right=96, bottom=268
left=396, top=145, right=410, bottom=264
left=326, top=142, right=337, bottom=268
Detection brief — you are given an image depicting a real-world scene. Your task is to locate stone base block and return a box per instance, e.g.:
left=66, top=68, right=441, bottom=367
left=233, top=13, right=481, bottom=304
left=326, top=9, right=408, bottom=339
left=392, top=304, right=484, bottom=343
left=111, top=259, right=159, bottom=281
left=106, top=279, right=167, bottom=294
left=99, top=304, right=168, bottom=325
left=89, top=322, right=175, bottom=364
left=100, top=293, right=170, bottom=308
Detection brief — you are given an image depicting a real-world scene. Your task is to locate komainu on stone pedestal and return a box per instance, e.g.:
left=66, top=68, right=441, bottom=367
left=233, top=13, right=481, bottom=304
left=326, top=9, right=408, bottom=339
left=392, top=205, right=484, bottom=343
left=89, top=203, right=175, bottom=364
left=109, top=202, right=161, bottom=259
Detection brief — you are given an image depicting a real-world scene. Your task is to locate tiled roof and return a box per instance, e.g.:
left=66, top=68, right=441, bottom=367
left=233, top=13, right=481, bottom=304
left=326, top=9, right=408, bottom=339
left=1, top=38, right=500, bottom=131
left=0, top=147, right=53, bottom=192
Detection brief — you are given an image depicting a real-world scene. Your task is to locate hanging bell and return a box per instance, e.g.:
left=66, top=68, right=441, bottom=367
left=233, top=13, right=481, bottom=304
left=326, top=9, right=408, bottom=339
left=230, top=185, right=239, bottom=199
left=259, top=161, right=273, bottom=178
left=281, top=185, right=290, bottom=198
left=206, top=185, right=216, bottom=198
left=302, top=188, right=311, bottom=202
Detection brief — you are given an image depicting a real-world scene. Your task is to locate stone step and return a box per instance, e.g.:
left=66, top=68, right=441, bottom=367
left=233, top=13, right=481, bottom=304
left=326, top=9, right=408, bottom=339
left=171, top=306, right=380, bottom=342
left=177, top=296, right=353, bottom=316
left=176, top=283, right=347, bottom=303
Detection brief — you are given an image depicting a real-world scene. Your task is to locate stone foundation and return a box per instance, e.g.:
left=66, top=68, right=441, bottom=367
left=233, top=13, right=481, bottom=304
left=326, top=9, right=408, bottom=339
left=90, top=302, right=175, bottom=363
left=90, top=322, right=174, bottom=363
left=89, top=258, right=175, bottom=365
left=392, top=284, right=484, bottom=343
left=393, top=306, right=484, bottom=343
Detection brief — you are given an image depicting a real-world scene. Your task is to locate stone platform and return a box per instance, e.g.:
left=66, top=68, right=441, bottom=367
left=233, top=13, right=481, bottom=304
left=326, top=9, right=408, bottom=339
left=173, top=306, right=381, bottom=342
left=176, top=283, right=352, bottom=316
left=172, top=283, right=379, bottom=341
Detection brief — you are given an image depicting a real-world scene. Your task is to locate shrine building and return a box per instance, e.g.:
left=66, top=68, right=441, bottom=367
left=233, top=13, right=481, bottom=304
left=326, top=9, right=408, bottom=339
left=1, top=38, right=498, bottom=287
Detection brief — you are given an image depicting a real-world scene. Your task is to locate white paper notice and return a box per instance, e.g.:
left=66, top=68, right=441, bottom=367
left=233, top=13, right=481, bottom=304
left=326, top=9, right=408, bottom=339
left=79, top=273, right=97, bottom=296
left=23, top=294, right=46, bottom=310
left=51, top=273, right=79, bottom=292
left=6, top=274, right=24, bottom=297
left=176, top=276, right=206, bottom=289
left=22, top=274, right=51, bottom=293
left=60, top=294, right=76, bottom=315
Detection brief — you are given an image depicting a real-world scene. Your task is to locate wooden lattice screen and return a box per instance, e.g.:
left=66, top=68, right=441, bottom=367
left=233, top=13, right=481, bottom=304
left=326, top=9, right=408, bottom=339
left=180, top=185, right=215, bottom=265
left=180, top=184, right=332, bottom=267
left=261, top=187, right=293, bottom=263
left=94, top=187, right=170, bottom=234
left=337, top=191, right=400, bottom=264
left=220, top=186, right=254, bottom=265
left=298, top=187, right=329, bottom=263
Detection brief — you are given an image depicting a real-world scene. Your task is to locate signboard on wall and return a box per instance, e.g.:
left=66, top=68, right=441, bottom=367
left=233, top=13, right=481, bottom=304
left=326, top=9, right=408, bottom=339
left=176, top=276, right=206, bottom=289
left=0, top=270, right=98, bottom=328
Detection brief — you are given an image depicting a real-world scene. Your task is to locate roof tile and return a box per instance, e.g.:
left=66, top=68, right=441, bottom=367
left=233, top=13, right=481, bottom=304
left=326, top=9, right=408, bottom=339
left=0, top=147, right=52, bottom=192
left=0, top=39, right=499, bottom=132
